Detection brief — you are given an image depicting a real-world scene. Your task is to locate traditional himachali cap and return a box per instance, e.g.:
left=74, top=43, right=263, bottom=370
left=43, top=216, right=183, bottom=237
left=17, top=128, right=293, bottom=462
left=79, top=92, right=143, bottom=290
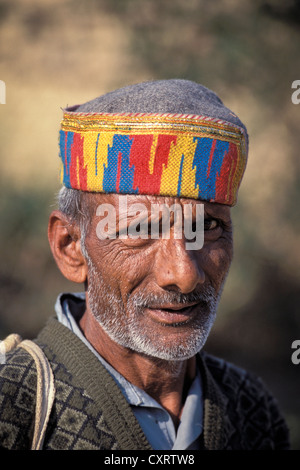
left=59, top=79, right=248, bottom=206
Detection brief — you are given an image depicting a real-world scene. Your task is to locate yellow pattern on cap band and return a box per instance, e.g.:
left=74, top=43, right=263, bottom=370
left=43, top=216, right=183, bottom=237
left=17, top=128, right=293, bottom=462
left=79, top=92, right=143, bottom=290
left=59, top=111, right=247, bottom=205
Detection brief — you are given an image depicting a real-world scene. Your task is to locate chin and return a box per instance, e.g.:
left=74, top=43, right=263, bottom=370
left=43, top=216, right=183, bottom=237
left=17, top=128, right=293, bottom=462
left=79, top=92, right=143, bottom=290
left=121, top=317, right=216, bottom=361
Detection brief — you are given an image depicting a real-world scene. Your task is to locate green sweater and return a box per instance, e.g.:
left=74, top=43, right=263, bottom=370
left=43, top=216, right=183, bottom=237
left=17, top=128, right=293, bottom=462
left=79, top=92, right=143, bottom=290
left=0, top=317, right=289, bottom=450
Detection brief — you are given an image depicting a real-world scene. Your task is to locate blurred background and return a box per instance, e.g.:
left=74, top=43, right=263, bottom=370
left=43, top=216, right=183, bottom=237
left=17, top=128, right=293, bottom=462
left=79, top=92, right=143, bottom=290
left=0, top=0, right=299, bottom=449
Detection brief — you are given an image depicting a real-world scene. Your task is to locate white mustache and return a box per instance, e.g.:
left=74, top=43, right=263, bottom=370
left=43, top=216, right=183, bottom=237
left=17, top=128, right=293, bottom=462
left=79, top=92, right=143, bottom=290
left=130, top=286, right=217, bottom=309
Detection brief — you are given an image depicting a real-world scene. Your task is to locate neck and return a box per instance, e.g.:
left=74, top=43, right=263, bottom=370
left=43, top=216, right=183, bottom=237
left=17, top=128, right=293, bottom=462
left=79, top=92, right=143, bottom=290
left=79, top=308, right=196, bottom=428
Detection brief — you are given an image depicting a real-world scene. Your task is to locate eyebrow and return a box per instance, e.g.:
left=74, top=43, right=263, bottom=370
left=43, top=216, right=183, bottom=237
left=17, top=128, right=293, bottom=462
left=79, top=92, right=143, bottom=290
left=116, top=202, right=182, bottom=231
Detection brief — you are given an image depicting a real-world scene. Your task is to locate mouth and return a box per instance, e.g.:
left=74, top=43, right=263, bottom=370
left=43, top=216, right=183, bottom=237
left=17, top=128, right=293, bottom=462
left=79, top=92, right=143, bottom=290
left=144, top=301, right=203, bottom=326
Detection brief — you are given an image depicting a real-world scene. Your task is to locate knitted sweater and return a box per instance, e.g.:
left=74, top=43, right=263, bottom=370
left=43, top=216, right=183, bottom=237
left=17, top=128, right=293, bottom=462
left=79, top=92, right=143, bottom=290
left=0, top=317, right=289, bottom=450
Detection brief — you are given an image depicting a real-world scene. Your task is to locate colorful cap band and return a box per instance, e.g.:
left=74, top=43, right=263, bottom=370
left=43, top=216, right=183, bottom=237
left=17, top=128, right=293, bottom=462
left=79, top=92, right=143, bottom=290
left=59, top=110, right=248, bottom=205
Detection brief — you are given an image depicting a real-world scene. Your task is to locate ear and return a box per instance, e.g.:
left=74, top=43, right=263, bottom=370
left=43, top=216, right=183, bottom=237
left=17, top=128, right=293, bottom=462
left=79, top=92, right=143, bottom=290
left=48, top=210, right=88, bottom=284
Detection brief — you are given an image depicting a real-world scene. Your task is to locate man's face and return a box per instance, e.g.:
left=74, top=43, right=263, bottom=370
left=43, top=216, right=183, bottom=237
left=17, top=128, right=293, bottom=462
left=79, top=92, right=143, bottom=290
left=82, top=193, right=233, bottom=361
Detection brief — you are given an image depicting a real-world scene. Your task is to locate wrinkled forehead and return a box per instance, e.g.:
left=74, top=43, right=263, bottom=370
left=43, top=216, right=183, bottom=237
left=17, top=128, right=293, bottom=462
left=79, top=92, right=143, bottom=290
left=84, top=192, right=231, bottom=218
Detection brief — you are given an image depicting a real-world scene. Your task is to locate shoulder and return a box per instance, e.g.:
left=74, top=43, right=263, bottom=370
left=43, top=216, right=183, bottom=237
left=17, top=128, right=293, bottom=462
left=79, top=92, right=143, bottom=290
left=199, top=351, right=290, bottom=450
left=200, top=351, right=280, bottom=408
left=200, top=351, right=274, bottom=413
left=200, top=350, right=259, bottom=395
left=0, top=345, right=37, bottom=449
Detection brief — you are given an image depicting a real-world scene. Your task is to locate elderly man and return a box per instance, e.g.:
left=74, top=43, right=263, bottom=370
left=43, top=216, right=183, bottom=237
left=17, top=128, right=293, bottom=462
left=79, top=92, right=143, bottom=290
left=0, top=79, right=289, bottom=450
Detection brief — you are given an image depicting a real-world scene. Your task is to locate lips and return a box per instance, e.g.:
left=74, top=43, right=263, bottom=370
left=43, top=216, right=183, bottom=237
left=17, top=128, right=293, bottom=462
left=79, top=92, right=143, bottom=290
left=144, top=302, right=201, bottom=325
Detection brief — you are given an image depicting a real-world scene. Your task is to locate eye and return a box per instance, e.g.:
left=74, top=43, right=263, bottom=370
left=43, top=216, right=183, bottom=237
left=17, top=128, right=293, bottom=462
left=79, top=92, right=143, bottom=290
left=204, top=218, right=219, bottom=231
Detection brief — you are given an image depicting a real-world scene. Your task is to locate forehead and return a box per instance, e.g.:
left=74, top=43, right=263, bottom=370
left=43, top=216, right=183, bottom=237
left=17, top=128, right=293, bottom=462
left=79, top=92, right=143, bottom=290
left=86, top=193, right=231, bottom=219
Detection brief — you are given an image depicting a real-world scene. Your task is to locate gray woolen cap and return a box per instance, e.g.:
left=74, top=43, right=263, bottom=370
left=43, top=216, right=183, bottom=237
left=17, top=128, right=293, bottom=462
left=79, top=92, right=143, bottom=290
left=75, top=79, right=248, bottom=144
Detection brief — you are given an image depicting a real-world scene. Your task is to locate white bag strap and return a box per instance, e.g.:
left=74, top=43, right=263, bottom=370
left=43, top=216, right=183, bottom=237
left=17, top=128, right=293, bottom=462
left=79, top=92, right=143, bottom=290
left=2, top=334, right=55, bottom=450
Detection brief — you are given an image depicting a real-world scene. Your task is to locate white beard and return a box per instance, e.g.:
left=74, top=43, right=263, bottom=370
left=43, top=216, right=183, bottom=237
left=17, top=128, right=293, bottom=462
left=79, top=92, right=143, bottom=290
left=85, top=254, right=223, bottom=361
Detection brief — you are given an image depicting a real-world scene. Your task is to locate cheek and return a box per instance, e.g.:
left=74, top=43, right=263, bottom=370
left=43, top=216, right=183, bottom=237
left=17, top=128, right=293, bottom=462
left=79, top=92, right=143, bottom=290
left=209, top=245, right=232, bottom=268
left=87, top=237, right=154, bottom=297
left=201, top=241, right=233, bottom=285
left=119, top=250, right=155, bottom=294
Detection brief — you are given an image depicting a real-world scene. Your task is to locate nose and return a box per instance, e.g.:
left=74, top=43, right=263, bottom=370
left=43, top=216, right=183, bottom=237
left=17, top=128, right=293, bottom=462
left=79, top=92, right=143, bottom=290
left=154, top=238, right=205, bottom=294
